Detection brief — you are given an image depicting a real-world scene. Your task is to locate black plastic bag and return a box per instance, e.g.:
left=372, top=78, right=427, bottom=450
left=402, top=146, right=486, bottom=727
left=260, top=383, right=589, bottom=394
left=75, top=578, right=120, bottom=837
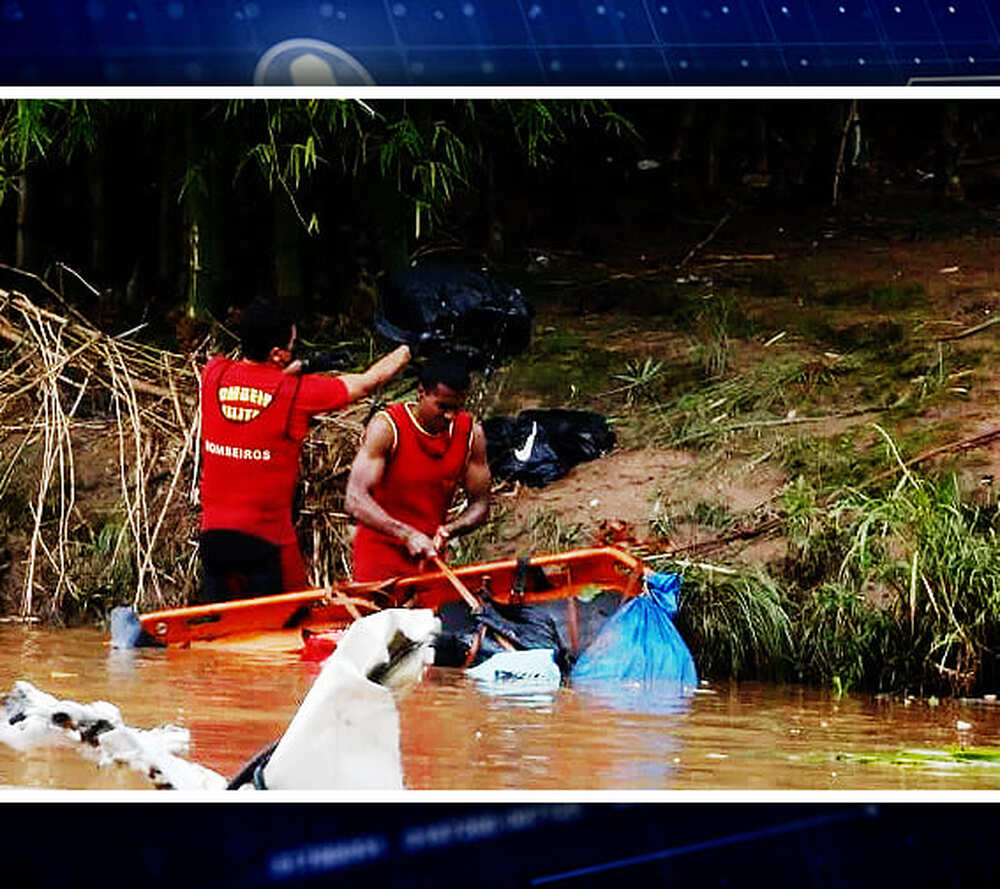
left=519, top=409, right=616, bottom=465
left=434, top=590, right=625, bottom=678
left=375, top=264, right=533, bottom=369
left=434, top=598, right=569, bottom=674
left=483, top=409, right=615, bottom=487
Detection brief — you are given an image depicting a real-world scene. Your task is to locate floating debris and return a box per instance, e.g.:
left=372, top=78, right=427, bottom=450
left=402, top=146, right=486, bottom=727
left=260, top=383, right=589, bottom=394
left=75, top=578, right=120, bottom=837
left=466, top=649, right=561, bottom=695
left=834, top=747, right=1000, bottom=771
left=0, top=680, right=225, bottom=790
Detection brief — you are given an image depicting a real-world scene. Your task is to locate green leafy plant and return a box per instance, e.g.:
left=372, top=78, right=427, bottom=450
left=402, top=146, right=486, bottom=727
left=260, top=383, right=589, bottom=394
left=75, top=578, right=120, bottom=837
left=609, top=357, right=664, bottom=406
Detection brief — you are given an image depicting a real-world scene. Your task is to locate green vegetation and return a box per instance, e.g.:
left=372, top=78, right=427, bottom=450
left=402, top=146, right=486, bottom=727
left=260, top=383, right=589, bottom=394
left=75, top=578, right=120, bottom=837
left=672, top=566, right=794, bottom=680
left=5, top=98, right=1000, bottom=703
left=644, top=356, right=810, bottom=450
left=833, top=747, right=1000, bottom=771
left=492, top=326, right=619, bottom=410
left=662, top=463, right=1000, bottom=696
left=0, top=98, right=633, bottom=322
left=541, top=255, right=1000, bottom=696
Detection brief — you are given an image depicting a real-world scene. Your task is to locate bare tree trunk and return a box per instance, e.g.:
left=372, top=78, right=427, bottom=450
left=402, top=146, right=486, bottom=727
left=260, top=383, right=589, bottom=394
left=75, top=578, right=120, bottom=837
left=273, top=196, right=302, bottom=313
left=15, top=171, right=27, bottom=268
left=708, top=104, right=728, bottom=187
left=181, top=106, right=220, bottom=317
left=832, top=100, right=858, bottom=206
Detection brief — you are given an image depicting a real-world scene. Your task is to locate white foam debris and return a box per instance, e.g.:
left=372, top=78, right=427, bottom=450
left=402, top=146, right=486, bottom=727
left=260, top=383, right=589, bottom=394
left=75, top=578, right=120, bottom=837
left=2, top=608, right=439, bottom=792
left=1, top=679, right=226, bottom=790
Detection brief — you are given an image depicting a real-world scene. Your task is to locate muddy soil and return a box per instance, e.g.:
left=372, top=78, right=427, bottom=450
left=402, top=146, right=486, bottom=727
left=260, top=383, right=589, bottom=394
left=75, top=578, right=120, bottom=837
left=484, top=193, right=1000, bottom=572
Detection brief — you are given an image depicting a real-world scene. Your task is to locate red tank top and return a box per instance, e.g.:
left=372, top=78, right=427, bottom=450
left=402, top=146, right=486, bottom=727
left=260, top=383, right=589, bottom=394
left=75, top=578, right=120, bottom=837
left=352, top=402, right=474, bottom=581
left=199, top=356, right=305, bottom=544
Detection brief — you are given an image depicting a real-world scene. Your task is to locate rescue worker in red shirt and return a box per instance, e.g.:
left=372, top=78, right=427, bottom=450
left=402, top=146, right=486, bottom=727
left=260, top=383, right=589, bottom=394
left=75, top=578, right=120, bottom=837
left=345, top=357, right=491, bottom=582
left=197, top=299, right=410, bottom=602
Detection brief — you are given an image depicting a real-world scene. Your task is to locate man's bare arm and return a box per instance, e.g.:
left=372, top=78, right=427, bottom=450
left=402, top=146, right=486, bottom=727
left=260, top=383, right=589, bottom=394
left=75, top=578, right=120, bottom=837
left=345, top=414, right=437, bottom=559
left=339, top=345, right=411, bottom=401
left=285, top=344, right=411, bottom=402
left=434, top=423, right=491, bottom=549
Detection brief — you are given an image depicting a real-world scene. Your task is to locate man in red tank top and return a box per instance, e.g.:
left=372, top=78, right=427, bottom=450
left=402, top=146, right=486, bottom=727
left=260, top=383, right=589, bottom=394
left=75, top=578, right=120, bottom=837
left=346, top=358, right=491, bottom=582
left=198, top=299, right=410, bottom=601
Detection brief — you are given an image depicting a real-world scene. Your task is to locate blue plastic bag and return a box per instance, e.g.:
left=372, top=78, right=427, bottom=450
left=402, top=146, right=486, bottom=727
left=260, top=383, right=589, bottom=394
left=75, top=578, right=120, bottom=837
left=570, top=572, right=697, bottom=689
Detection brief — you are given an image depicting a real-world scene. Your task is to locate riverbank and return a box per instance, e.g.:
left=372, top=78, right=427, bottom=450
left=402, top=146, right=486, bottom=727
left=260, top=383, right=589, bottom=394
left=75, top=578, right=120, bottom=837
left=455, top=192, right=1000, bottom=697
left=4, top=191, right=1000, bottom=696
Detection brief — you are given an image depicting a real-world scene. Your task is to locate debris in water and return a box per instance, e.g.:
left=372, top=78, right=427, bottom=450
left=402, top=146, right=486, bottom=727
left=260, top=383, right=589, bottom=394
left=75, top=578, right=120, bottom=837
left=0, top=680, right=226, bottom=790
left=834, top=747, right=1000, bottom=770
left=229, top=608, right=439, bottom=791
left=466, top=649, right=561, bottom=695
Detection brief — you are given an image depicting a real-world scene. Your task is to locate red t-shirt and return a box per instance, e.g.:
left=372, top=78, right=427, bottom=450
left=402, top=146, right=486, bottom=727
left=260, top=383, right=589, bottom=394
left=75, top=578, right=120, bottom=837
left=199, top=356, right=349, bottom=544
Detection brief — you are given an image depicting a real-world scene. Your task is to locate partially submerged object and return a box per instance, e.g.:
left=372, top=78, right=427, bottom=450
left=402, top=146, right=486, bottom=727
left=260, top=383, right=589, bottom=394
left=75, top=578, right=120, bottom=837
left=130, top=547, right=699, bottom=703
left=0, top=680, right=226, bottom=790
left=230, top=608, right=439, bottom=790
left=572, top=571, right=698, bottom=686
left=4, top=608, right=439, bottom=791
left=466, top=649, right=562, bottom=695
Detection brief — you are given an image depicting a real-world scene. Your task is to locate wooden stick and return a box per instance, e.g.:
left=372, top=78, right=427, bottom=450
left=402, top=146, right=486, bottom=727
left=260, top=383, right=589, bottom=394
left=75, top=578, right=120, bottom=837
left=431, top=554, right=517, bottom=652
left=832, top=99, right=858, bottom=206
left=865, top=424, right=1000, bottom=487
left=940, top=315, right=1000, bottom=342
left=430, top=554, right=480, bottom=610
left=677, top=210, right=734, bottom=269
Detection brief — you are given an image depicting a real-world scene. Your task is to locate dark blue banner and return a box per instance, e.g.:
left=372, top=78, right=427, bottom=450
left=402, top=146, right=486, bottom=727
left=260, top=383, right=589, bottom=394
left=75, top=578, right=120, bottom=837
left=1, top=1, right=999, bottom=85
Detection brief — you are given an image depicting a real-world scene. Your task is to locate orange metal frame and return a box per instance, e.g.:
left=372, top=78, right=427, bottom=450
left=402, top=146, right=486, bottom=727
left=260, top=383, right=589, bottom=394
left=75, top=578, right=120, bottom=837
left=139, top=546, right=646, bottom=647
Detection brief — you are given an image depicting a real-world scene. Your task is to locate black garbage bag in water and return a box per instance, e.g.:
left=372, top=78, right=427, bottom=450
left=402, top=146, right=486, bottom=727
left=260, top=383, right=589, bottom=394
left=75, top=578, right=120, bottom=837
left=434, top=598, right=572, bottom=675
left=375, top=264, right=533, bottom=370
left=483, top=409, right=616, bottom=487
left=433, top=588, right=624, bottom=679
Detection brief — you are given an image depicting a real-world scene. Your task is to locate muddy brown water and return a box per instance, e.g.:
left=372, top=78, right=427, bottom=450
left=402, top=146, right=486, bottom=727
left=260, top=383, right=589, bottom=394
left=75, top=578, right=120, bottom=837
left=3, top=624, right=1000, bottom=791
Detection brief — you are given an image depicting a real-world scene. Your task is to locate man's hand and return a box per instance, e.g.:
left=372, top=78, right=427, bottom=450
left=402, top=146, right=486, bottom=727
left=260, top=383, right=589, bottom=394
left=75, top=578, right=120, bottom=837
left=431, top=525, right=451, bottom=552
left=403, top=528, right=438, bottom=561
left=283, top=352, right=344, bottom=375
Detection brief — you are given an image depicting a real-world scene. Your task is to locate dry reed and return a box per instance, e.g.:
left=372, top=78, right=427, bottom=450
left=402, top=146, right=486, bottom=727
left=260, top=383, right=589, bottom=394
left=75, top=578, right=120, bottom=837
left=0, top=274, right=418, bottom=620
left=0, top=280, right=205, bottom=617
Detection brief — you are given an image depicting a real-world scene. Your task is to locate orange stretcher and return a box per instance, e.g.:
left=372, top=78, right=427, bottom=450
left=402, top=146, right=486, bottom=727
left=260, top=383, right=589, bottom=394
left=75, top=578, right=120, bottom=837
left=138, top=546, right=646, bottom=647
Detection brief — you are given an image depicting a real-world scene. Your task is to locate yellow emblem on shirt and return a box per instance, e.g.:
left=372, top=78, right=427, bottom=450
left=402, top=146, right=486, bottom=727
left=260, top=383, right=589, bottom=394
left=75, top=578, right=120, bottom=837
left=218, top=385, right=273, bottom=422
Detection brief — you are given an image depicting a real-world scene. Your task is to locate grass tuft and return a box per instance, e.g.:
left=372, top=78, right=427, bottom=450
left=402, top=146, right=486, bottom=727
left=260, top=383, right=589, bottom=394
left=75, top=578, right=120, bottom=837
left=673, top=565, right=794, bottom=680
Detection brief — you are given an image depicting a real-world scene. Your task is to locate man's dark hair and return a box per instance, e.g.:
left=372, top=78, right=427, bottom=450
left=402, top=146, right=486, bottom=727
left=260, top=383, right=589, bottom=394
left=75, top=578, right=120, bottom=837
left=240, top=300, right=294, bottom=362
left=418, top=356, right=471, bottom=392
